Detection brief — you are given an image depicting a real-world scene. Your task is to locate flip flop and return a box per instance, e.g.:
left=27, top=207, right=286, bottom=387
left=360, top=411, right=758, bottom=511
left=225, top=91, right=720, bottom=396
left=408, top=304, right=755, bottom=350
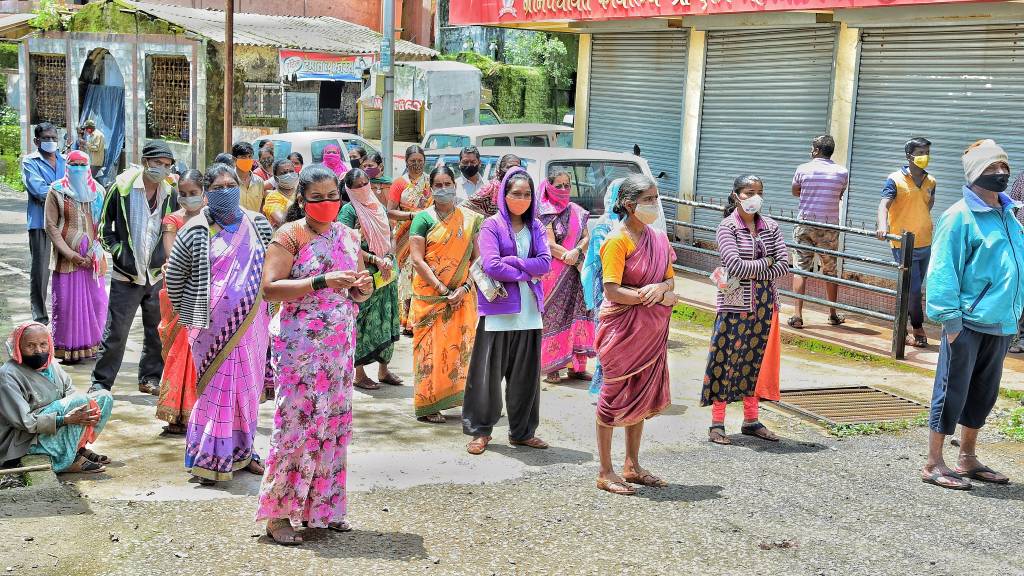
left=828, top=314, right=846, bottom=326
left=568, top=371, right=594, bottom=381
left=327, top=521, right=352, bottom=532
left=955, top=464, right=1010, bottom=485
left=354, top=377, right=381, bottom=390
left=509, top=436, right=549, bottom=449
left=787, top=316, right=804, bottom=329
left=622, top=470, right=668, bottom=487
left=64, top=458, right=105, bottom=474
left=266, top=520, right=303, bottom=546
left=921, top=469, right=972, bottom=490
left=417, top=413, right=446, bottom=424
left=597, top=477, right=635, bottom=496
left=78, top=447, right=111, bottom=465
left=467, top=436, right=491, bottom=455
left=378, top=372, right=403, bottom=386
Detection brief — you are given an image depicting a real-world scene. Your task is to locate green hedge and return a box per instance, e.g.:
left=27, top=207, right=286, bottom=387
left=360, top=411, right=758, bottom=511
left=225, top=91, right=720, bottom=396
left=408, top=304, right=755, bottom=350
left=0, top=154, right=23, bottom=192
left=0, top=43, right=18, bottom=69
left=444, top=52, right=556, bottom=124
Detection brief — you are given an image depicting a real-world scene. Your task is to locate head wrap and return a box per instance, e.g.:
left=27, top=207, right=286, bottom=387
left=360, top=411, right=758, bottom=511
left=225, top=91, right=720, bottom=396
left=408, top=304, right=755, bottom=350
left=6, top=321, right=54, bottom=371
left=494, top=166, right=542, bottom=242
left=346, top=183, right=393, bottom=257
left=322, top=145, right=348, bottom=178
left=141, top=140, right=174, bottom=160
left=963, top=139, right=1010, bottom=184
left=539, top=178, right=571, bottom=216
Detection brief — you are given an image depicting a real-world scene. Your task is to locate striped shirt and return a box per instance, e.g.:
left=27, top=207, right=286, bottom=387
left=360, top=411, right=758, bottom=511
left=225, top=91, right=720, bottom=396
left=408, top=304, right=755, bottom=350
left=1011, top=170, right=1024, bottom=227
left=792, top=158, right=849, bottom=224
left=715, top=212, right=791, bottom=313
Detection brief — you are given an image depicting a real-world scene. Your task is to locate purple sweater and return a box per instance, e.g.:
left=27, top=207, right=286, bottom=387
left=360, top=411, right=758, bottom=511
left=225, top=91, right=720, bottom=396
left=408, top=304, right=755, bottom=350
left=476, top=167, right=552, bottom=316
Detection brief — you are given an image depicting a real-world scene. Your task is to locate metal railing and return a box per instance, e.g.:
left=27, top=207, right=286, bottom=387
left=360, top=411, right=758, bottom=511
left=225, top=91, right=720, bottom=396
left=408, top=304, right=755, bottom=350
left=661, top=196, right=915, bottom=360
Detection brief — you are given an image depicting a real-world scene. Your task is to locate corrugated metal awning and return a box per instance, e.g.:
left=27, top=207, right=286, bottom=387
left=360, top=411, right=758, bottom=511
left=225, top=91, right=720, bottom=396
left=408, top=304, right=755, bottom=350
left=121, top=1, right=436, bottom=59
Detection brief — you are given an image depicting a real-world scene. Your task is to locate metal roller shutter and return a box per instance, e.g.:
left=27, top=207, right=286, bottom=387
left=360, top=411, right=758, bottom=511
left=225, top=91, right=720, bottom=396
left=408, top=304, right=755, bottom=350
left=694, top=27, right=836, bottom=241
left=845, top=24, right=1024, bottom=278
left=588, top=32, right=688, bottom=220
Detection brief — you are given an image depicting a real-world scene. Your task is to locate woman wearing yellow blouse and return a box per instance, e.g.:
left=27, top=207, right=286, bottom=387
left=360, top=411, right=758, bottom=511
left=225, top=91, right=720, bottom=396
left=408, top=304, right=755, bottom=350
left=263, top=159, right=300, bottom=229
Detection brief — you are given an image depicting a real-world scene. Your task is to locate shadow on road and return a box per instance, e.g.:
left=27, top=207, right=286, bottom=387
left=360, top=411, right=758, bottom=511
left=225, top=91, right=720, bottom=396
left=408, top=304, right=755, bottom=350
left=634, top=483, right=725, bottom=503
left=727, top=437, right=830, bottom=454
left=967, top=482, right=1024, bottom=502
left=486, top=443, right=593, bottom=466
left=262, top=528, right=428, bottom=560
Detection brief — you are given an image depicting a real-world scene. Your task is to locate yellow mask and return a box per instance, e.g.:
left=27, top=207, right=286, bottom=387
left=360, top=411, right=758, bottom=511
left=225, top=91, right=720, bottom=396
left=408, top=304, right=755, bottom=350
left=912, top=155, right=930, bottom=169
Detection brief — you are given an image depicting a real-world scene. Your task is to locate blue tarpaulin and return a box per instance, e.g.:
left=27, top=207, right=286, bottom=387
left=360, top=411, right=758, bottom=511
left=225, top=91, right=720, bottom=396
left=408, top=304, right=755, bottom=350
left=78, top=84, right=126, bottom=188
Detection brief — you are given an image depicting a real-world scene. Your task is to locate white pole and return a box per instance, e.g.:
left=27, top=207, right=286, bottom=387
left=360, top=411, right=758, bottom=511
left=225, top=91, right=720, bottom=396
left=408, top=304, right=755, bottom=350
left=381, top=0, right=396, bottom=179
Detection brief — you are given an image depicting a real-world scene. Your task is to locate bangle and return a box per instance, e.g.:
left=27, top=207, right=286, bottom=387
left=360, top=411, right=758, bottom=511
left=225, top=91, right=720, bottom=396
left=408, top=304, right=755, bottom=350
left=56, top=414, right=64, bottom=428
left=311, top=274, right=328, bottom=291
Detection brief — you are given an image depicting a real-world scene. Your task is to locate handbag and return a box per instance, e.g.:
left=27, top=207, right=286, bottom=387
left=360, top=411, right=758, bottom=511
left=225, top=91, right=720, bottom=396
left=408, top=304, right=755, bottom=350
left=470, top=259, right=507, bottom=302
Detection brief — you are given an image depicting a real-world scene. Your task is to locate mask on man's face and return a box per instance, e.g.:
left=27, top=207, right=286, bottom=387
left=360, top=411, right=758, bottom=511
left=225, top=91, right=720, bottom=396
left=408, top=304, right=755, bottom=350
left=39, top=141, right=59, bottom=154
left=144, top=164, right=170, bottom=183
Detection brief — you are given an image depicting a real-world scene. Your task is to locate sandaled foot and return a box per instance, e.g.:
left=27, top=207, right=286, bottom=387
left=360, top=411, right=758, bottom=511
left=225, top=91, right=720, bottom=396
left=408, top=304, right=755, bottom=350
left=266, top=519, right=303, bottom=546
left=921, top=467, right=972, bottom=490
left=622, top=468, right=668, bottom=487
left=377, top=371, right=403, bottom=386
left=741, top=421, right=779, bottom=441
left=568, top=370, right=594, bottom=381
left=327, top=521, right=352, bottom=532
left=354, top=376, right=381, bottom=390
left=196, top=476, right=216, bottom=486
left=787, top=316, right=804, bottom=329
left=509, top=436, right=549, bottom=449
left=956, top=457, right=1010, bottom=484
left=418, top=412, right=446, bottom=424
left=78, top=447, right=111, bottom=465
left=543, top=373, right=563, bottom=384
left=828, top=314, right=846, bottom=326
left=467, top=436, right=491, bottom=455
left=245, top=459, right=265, bottom=475
left=162, top=423, right=186, bottom=435
left=597, top=476, right=635, bottom=496
left=708, top=424, right=731, bottom=445
left=63, top=456, right=105, bottom=474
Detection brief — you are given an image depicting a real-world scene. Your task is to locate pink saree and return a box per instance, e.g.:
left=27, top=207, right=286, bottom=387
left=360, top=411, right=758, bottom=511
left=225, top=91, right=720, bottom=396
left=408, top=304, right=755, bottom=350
left=540, top=202, right=596, bottom=374
left=595, top=225, right=674, bottom=427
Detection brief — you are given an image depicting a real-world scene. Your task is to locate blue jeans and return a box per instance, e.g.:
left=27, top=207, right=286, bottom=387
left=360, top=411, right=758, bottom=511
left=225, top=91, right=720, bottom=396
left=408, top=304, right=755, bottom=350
left=892, top=246, right=931, bottom=330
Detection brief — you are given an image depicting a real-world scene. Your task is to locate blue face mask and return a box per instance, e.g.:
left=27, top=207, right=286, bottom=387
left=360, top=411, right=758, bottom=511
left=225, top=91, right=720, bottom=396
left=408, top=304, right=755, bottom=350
left=206, top=186, right=242, bottom=229
left=67, top=165, right=92, bottom=202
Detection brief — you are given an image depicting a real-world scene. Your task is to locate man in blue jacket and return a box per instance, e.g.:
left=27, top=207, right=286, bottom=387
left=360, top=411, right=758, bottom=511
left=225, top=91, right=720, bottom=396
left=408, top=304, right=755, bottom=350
left=21, top=122, right=66, bottom=324
left=924, top=139, right=1019, bottom=490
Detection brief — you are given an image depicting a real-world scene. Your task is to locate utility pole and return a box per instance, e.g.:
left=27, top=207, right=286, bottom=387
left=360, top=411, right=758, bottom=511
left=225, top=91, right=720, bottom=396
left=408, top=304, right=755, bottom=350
left=380, top=0, right=395, bottom=179
left=224, top=0, right=234, bottom=151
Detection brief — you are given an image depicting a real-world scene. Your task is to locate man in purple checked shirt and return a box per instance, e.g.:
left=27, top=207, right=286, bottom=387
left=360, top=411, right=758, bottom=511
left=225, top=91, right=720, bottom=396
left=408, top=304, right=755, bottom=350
left=789, top=135, right=849, bottom=329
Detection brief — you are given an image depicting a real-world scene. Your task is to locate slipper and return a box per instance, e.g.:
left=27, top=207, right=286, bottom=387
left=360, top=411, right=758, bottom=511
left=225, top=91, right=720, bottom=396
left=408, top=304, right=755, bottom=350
left=741, top=422, right=779, bottom=442
left=568, top=371, right=594, bottom=381
left=597, top=477, right=635, bottom=496
left=417, top=413, right=446, bottom=424
left=543, top=374, right=563, bottom=384
left=467, top=436, right=491, bottom=455
left=708, top=424, right=731, bottom=445
left=78, top=447, right=111, bottom=465
left=622, top=470, right=668, bottom=487
left=955, top=464, right=1010, bottom=485
left=787, top=316, right=804, bottom=329
left=921, top=469, right=972, bottom=490
left=327, top=521, right=352, bottom=532
left=509, top=436, right=549, bottom=449
left=266, top=520, right=303, bottom=546
left=378, top=372, right=403, bottom=386
left=162, top=424, right=186, bottom=435
left=354, top=377, right=381, bottom=390
left=828, top=314, right=846, bottom=326
left=64, top=458, right=105, bottom=474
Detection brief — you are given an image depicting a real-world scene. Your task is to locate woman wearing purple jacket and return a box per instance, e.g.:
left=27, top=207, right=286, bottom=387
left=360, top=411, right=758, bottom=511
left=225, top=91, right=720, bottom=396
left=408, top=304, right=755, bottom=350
left=463, top=167, right=552, bottom=455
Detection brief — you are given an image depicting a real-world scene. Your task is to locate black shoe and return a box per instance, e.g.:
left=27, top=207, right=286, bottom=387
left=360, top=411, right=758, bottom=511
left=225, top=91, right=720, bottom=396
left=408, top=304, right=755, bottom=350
left=138, top=380, right=160, bottom=396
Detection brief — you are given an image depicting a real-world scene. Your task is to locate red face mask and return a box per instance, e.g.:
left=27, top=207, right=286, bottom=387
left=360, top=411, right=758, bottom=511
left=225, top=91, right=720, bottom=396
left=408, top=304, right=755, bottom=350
left=305, top=198, right=341, bottom=223
left=506, top=197, right=531, bottom=216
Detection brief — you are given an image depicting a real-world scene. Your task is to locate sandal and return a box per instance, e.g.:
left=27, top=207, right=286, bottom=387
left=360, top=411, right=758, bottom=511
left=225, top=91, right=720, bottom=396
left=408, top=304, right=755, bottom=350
left=543, top=373, right=563, bottom=384
left=597, top=477, right=635, bottom=496
left=568, top=371, right=594, bottom=381
left=196, top=476, right=216, bottom=486
left=63, top=456, right=105, bottom=474
left=1009, top=340, right=1024, bottom=354
left=921, top=469, right=972, bottom=490
left=266, top=519, right=303, bottom=546
left=708, top=424, right=731, bottom=445
left=467, top=436, right=491, bottom=455
left=741, top=422, right=779, bottom=442
left=509, top=436, right=549, bottom=449
left=245, top=459, right=265, bottom=475
left=78, top=447, right=111, bottom=465
left=162, top=424, right=186, bottom=435
left=622, top=469, right=668, bottom=487
left=377, top=372, right=403, bottom=386
left=827, top=314, right=846, bottom=326
left=327, top=521, right=352, bottom=532
left=787, top=316, right=804, bottom=329
left=913, top=335, right=929, bottom=348
left=418, top=412, right=446, bottom=424
left=354, top=376, right=381, bottom=390
left=955, top=463, right=1010, bottom=485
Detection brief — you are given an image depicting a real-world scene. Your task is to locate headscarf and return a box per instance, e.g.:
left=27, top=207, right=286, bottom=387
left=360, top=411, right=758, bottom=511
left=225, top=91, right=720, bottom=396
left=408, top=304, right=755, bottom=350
left=322, top=145, right=349, bottom=178
left=56, top=150, right=104, bottom=222
left=538, top=178, right=571, bottom=216
left=346, top=183, right=392, bottom=257
left=494, top=166, right=543, bottom=242
left=963, top=139, right=1010, bottom=184
left=6, top=321, right=55, bottom=375
left=582, top=178, right=624, bottom=311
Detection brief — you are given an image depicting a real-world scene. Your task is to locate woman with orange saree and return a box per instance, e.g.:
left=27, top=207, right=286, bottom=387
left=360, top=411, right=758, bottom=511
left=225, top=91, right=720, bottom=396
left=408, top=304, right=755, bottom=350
left=388, top=145, right=432, bottom=334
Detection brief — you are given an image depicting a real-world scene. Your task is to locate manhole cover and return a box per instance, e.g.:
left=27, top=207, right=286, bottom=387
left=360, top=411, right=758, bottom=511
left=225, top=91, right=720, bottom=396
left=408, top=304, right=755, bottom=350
left=776, top=386, right=926, bottom=425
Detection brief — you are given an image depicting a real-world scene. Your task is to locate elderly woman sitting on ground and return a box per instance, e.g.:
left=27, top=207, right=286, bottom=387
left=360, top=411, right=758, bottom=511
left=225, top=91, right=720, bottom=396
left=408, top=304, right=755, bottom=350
left=0, top=321, right=113, bottom=473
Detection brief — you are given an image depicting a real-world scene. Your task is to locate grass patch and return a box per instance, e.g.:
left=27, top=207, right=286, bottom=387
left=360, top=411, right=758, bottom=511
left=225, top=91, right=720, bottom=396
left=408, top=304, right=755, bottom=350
left=827, top=413, right=928, bottom=438
left=671, top=303, right=715, bottom=328
left=998, top=388, right=1024, bottom=403
left=996, top=406, right=1024, bottom=442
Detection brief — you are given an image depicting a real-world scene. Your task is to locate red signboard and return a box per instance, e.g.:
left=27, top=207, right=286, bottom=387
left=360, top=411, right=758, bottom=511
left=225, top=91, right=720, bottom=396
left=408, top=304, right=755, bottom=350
left=449, top=0, right=988, bottom=25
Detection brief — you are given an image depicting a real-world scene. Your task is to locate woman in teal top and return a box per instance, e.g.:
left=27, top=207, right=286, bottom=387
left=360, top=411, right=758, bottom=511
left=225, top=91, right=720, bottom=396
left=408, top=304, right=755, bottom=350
left=338, top=169, right=402, bottom=390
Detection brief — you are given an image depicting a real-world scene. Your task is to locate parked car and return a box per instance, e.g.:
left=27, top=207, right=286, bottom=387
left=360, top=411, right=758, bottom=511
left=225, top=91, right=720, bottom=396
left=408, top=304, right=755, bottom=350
left=421, top=123, right=575, bottom=152
left=424, top=146, right=657, bottom=217
left=479, top=104, right=503, bottom=126
left=252, top=131, right=382, bottom=166
left=562, top=107, right=575, bottom=128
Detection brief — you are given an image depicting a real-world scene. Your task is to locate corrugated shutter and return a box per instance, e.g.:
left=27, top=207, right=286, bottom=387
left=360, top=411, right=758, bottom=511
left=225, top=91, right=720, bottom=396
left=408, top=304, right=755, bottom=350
left=845, top=24, right=1024, bottom=278
left=588, top=32, right=688, bottom=220
left=694, top=27, right=836, bottom=241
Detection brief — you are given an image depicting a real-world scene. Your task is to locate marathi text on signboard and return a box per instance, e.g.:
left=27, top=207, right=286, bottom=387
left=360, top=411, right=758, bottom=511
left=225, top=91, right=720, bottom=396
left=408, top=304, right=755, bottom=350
left=451, top=0, right=986, bottom=24
left=279, top=50, right=375, bottom=82
left=366, top=96, right=424, bottom=111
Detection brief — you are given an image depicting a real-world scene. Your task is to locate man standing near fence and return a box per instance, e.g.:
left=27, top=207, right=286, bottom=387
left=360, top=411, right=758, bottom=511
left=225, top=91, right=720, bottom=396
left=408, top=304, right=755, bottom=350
left=923, top=139, right=1018, bottom=490
left=876, top=137, right=935, bottom=348
left=789, top=134, right=848, bottom=329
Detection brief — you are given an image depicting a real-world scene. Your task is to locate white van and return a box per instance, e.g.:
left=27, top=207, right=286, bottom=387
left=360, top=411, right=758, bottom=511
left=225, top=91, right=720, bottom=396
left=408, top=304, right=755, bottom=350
left=421, top=124, right=575, bottom=151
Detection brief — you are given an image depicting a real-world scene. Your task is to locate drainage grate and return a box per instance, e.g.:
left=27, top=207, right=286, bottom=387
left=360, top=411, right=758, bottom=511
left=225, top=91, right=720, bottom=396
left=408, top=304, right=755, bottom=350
left=775, top=386, right=927, bottom=425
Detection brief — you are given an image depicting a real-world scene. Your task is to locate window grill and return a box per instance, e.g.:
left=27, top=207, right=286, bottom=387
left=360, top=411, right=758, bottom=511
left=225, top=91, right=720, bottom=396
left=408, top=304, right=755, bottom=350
left=243, top=82, right=283, bottom=118
left=30, top=54, right=66, bottom=126
left=146, top=56, right=190, bottom=142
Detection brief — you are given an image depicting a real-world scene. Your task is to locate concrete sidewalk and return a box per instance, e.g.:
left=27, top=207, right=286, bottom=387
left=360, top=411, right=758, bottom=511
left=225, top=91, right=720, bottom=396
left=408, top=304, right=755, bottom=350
left=674, top=272, right=1024, bottom=391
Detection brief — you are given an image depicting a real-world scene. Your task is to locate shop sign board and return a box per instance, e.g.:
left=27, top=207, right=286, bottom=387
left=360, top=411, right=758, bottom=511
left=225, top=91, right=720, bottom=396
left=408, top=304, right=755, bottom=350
left=279, top=50, right=374, bottom=82
left=450, top=0, right=990, bottom=24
